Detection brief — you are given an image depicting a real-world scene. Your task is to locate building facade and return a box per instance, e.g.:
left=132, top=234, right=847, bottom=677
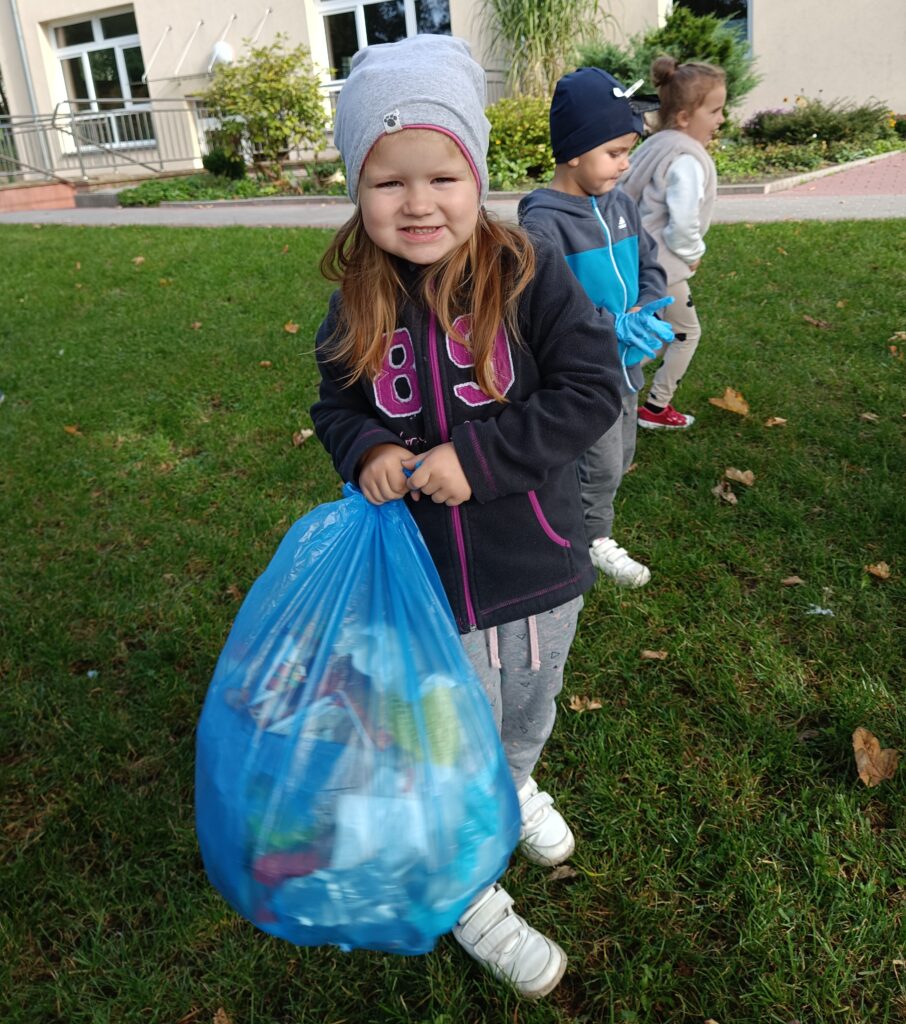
left=1, top=0, right=904, bottom=182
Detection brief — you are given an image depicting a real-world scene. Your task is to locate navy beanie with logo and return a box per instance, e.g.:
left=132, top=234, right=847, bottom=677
left=550, top=68, right=645, bottom=163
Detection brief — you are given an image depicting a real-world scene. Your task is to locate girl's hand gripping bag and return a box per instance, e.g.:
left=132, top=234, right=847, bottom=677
left=195, top=485, right=520, bottom=954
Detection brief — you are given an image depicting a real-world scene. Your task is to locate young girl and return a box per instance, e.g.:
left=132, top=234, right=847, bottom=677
left=310, top=34, right=622, bottom=998
left=620, top=56, right=727, bottom=430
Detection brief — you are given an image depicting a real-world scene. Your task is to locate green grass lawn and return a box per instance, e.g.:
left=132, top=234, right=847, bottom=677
left=1, top=220, right=904, bottom=1024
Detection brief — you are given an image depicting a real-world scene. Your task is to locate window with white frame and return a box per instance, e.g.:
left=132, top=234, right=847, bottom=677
left=50, top=7, right=153, bottom=146
left=320, top=1, right=451, bottom=82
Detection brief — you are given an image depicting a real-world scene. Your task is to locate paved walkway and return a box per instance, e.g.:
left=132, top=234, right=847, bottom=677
left=1, top=151, right=904, bottom=228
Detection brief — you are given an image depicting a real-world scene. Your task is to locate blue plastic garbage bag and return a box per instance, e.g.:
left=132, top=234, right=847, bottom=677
left=195, top=484, right=520, bottom=955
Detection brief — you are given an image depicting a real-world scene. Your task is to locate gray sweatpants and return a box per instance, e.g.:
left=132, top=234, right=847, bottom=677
left=577, top=389, right=639, bottom=544
left=460, top=596, right=583, bottom=791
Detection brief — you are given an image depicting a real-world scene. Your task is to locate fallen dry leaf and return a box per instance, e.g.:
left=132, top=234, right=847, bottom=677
left=75, top=261, right=81, bottom=270
left=763, top=416, right=787, bottom=428
left=776, top=246, right=788, bottom=255
left=292, top=428, right=313, bottom=447
left=781, top=575, right=806, bottom=587
left=568, top=694, right=603, bottom=713
left=852, top=727, right=899, bottom=787
left=641, top=649, right=668, bottom=660
left=284, top=320, right=300, bottom=334
left=803, top=314, right=831, bottom=329
left=259, top=360, right=273, bottom=368
left=131, top=255, right=145, bottom=266
left=281, top=244, right=289, bottom=254
left=708, top=387, right=749, bottom=416
left=835, top=299, right=848, bottom=308
left=225, top=584, right=243, bottom=602
left=889, top=331, right=906, bottom=343
left=548, top=865, right=579, bottom=881
left=712, top=480, right=738, bottom=505
left=859, top=411, right=879, bottom=422
left=865, top=561, right=891, bottom=580
left=159, top=278, right=172, bottom=287
left=625, top=462, right=638, bottom=473
left=725, top=467, right=755, bottom=487
left=213, top=1010, right=234, bottom=1024
left=189, top=321, right=202, bottom=330
left=63, top=424, right=83, bottom=436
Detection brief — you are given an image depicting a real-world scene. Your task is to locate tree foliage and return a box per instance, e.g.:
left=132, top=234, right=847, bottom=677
left=579, top=6, right=759, bottom=110
left=198, top=34, right=329, bottom=172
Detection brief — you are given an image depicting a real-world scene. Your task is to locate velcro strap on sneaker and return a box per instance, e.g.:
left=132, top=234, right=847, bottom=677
left=458, top=886, right=514, bottom=945
left=520, top=790, right=554, bottom=824
left=473, top=913, right=523, bottom=961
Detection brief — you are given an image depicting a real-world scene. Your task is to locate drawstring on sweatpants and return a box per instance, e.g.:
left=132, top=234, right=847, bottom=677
left=485, top=617, right=541, bottom=672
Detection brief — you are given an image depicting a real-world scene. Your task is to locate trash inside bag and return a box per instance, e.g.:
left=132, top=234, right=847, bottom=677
left=195, top=484, right=520, bottom=955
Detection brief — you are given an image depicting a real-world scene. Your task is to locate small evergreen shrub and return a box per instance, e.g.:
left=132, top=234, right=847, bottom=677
left=202, top=148, right=247, bottom=180
left=486, top=97, right=554, bottom=189
left=743, top=98, right=896, bottom=145
left=578, top=6, right=760, bottom=110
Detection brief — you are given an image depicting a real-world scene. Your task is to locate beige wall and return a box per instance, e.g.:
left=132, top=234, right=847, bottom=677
left=743, top=0, right=906, bottom=119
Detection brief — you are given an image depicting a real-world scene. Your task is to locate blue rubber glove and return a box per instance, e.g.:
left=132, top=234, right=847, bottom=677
left=614, top=296, right=675, bottom=367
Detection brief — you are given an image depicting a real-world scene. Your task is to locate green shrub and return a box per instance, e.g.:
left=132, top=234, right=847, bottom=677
left=894, top=114, right=906, bottom=139
left=743, top=97, right=897, bottom=145
left=578, top=6, right=759, bottom=110
left=486, top=96, right=554, bottom=189
left=202, top=148, right=246, bottom=180
left=583, top=7, right=759, bottom=108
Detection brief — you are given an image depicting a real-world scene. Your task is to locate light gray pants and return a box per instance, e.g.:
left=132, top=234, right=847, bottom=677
left=577, top=389, right=638, bottom=545
left=461, top=596, right=583, bottom=790
left=647, top=278, right=702, bottom=408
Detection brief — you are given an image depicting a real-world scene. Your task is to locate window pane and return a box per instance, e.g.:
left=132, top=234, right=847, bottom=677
left=123, top=47, right=148, bottom=100
left=325, top=11, right=359, bottom=80
left=101, top=11, right=139, bottom=39
left=415, top=0, right=451, bottom=34
left=56, top=21, right=94, bottom=48
left=61, top=56, right=91, bottom=110
left=364, top=1, right=406, bottom=46
left=88, top=48, right=123, bottom=108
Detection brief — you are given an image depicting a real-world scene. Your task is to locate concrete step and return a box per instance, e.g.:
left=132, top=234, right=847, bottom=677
left=74, top=189, right=123, bottom=208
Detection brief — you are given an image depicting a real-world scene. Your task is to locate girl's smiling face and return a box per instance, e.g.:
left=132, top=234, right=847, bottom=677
left=358, top=129, right=480, bottom=265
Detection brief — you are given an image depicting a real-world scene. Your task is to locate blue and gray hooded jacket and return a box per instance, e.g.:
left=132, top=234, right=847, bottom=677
left=518, top=187, right=668, bottom=393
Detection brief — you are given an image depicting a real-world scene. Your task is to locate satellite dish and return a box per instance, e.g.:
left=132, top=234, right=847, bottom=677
left=211, top=40, right=234, bottom=65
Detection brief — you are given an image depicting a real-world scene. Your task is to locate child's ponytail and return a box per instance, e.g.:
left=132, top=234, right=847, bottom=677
left=651, top=56, right=726, bottom=130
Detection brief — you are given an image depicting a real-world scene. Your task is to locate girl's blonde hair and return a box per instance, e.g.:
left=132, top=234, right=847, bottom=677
left=651, top=56, right=726, bottom=130
left=319, top=208, right=535, bottom=402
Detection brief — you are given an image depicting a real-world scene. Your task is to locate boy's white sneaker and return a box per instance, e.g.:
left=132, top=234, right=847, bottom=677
left=517, top=776, right=575, bottom=867
left=452, top=884, right=567, bottom=998
left=589, top=537, right=651, bottom=588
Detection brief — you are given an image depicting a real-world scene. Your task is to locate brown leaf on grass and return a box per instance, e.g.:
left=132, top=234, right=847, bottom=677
left=852, top=727, right=899, bottom=787
left=75, top=261, right=81, bottom=270
left=625, top=462, right=638, bottom=473
left=711, top=480, right=738, bottom=505
left=63, top=424, right=83, bottom=436
left=213, top=1010, right=234, bottom=1024
left=189, top=321, right=202, bottom=330
left=548, top=865, right=579, bottom=882
left=776, top=246, right=788, bottom=255
left=725, top=467, right=755, bottom=487
left=568, top=694, right=602, bottom=713
left=131, top=255, right=145, bottom=266
left=835, top=299, right=848, bottom=308
left=889, top=331, right=906, bottom=343
left=763, top=416, right=787, bottom=428
left=708, top=387, right=749, bottom=416
left=641, top=649, right=668, bottom=660
left=159, top=278, right=173, bottom=287
left=281, top=244, right=290, bottom=254
left=890, top=345, right=903, bottom=360
left=292, top=428, right=313, bottom=447
left=859, top=411, right=880, bottom=422
left=259, top=360, right=273, bottom=368
left=865, top=561, right=891, bottom=580
left=781, top=575, right=806, bottom=587
left=284, top=320, right=300, bottom=334
left=803, top=314, right=831, bottom=329
left=225, top=584, right=243, bottom=602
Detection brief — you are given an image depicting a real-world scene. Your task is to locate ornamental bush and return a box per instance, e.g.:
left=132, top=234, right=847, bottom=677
left=578, top=6, right=759, bottom=110
left=198, top=33, right=329, bottom=174
left=743, top=97, right=897, bottom=145
left=486, top=96, right=554, bottom=189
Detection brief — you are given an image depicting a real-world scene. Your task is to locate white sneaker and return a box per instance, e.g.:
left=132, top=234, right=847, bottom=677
left=589, top=537, right=651, bottom=588
left=517, top=776, right=575, bottom=867
left=453, top=884, right=567, bottom=998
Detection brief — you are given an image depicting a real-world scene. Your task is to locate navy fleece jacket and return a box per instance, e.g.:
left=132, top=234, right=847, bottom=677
left=310, top=234, right=623, bottom=632
left=518, top=187, right=667, bottom=392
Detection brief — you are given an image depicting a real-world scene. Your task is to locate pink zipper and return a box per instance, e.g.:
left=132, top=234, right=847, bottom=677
left=427, top=312, right=477, bottom=629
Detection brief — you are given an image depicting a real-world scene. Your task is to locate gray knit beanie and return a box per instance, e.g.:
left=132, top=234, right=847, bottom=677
left=333, top=34, right=490, bottom=204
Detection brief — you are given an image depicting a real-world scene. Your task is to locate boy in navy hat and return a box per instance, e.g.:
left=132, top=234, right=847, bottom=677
left=519, top=68, right=673, bottom=588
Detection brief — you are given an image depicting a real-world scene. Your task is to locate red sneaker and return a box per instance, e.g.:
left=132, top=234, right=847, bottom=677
left=638, top=404, right=695, bottom=430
